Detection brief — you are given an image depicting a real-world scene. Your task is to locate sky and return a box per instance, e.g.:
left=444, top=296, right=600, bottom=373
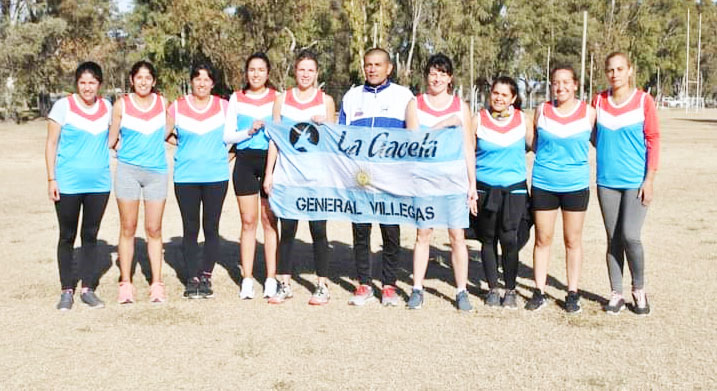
left=115, top=0, right=134, bottom=14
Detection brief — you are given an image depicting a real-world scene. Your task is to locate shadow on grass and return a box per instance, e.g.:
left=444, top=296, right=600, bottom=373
left=74, top=239, right=114, bottom=289
left=157, top=225, right=605, bottom=309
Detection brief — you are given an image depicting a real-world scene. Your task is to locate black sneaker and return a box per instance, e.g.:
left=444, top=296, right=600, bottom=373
left=80, top=289, right=105, bottom=309
left=525, top=291, right=547, bottom=311
left=564, top=291, right=582, bottom=314
left=632, top=290, right=651, bottom=316
left=484, top=288, right=501, bottom=307
left=501, top=289, right=518, bottom=309
left=604, top=292, right=625, bottom=315
left=56, top=290, right=74, bottom=311
left=199, top=276, right=214, bottom=299
left=183, top=278, right=201, bottom=299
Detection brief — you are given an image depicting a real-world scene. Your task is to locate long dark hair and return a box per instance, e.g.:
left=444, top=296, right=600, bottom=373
left=242, top=52, right=275, bottom=92
left=491, top=76, right=522, bottom=110
left=129, top=60, right=157, bottom=93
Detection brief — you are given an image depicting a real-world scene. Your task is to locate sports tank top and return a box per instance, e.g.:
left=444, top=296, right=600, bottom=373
left=532, top=101, right=592, bottom=192
left=476, top=109, right=527, bottom=187
left=171, top=95, right=229, bottom=183
left=117, top=93, right=167, bottom=172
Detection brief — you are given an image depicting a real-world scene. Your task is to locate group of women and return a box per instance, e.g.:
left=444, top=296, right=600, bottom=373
left=45, top=49, right=658, bottom=316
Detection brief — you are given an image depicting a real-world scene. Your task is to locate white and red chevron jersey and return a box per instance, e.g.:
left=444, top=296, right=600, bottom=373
left=168, top=95, right=229, bottom=183
left=532, top=100, right=592, bottom=192
left=592, top=89, right=660, bottom=189
left=117, top=93, right=167, bottom=172
left=475, top=109, right=527, bottom=187
left=48, top=94, right=112, bottom=194
left=224, top=88, right=276, bottom=150
left=415, top=93, right=466, bottom=129
left=280, top=88, right=327, bottom=122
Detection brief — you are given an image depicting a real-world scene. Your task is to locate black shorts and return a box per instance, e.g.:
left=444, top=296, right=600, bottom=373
left=233, top=149, right=268, bottom=198
left=531, top=187, right=589, bottom=212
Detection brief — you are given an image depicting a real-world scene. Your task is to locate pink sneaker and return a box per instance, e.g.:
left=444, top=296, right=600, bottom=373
left=118, top=281, right=135, bottom=304
left=149, top=282, right=166, bottom=303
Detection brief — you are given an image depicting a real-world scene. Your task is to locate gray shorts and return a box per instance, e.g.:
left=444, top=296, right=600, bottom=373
left=114, top=161, right=168, bottom=201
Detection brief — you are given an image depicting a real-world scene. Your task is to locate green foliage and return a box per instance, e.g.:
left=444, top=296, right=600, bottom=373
left=1, top=0, right=715, bottom=113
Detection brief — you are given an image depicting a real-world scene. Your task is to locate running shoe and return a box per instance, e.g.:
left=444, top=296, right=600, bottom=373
left=564, top=291, right=582, bottom=314
left=199, top=276, right=214, bottom=299
left=308, top=284, right=330, bottom=306
left=604, top=291, right=625, bottom=315
left=183, top=278, right=201, bottom=299
left=456, top=290, right=473, bottom=312
left=406, top=288, right=424, bottom=310
left=56, top=289, right=74, bottom=311
left=268, top=282, right=293, bottom=304
left=381, top=285, right=399, bottom=307
left=348, top=284, right=376, bottom=306
left=263, top=277, right=278, bottom=298
left=525, top=290, right=547, bottom=311
left=632, top=289, right=651, bottom=316
left=485, top=288, right=501, bottom=307
left=240, top=277, right=255, bottom=300
left=80, top=288, right=105, bottom=309
left=118, top=281, right=135, bottom=304
left=150, top=282, right=167, bottom=303
left=501, top=289, right=519, bottom=309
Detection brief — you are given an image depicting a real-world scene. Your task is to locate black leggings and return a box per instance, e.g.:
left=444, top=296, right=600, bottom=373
left=474, top=187, right=528, bottom=291
left=353, top=223, right=400, bottom=286
left=174, top=181, right=228, bottom=281
left=481, top=230, right=520, bottom=290
left=278, top=219, right=329, bottom=278
left=54, top=192, right=110, bottom=290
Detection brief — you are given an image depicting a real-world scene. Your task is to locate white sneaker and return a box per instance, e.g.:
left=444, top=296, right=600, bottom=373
left=263, top=277, right=278, bottom=298
left=240, top=277, right=255, bottom=299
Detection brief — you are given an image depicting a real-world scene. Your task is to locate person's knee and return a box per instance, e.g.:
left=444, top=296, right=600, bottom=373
left=241, top=213, right=258, bottom=232
left=416, top=229, right=432, bottom=245
left=534, top=231, right=553, bottom=248
left=563, top=233, right=583, bottom=250
left=259, top=211, right=276, bottom=230
left=448, top=231, right=465, bottom=247
left=621, top=230, right=642, bottom=249
left=498, top=231, right=517, bottom=249
left=145, top=223, right=162, bottom=239
left=120, top=219, right=138, bottom=238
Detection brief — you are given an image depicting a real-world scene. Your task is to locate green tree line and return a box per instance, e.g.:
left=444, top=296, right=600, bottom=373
left=1, top=0, right=715, bottom=118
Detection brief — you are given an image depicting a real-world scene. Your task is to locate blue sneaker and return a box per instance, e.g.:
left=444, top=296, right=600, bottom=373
left=456, top=290, right=473, bottom=312
left=406, top=289, right=424, bottom=310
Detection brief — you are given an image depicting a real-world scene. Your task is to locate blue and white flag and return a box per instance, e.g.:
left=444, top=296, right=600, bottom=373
left=266, top=120, right=469, bottom=228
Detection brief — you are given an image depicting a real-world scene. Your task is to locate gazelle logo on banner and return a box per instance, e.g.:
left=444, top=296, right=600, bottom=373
left=266, top=120, right=470, bottom=228
left=289, top=122, right=320, bottom=152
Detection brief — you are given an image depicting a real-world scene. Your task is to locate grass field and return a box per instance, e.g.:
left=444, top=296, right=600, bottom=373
left=1, top=109, right=715, bottom=390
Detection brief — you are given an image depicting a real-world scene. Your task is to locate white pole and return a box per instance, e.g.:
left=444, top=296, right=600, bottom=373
left=696, top=13, right=702, bottom=111
left=589, top=53, right=594, bottom=104
left=470, top=36, right=475, bottom=112
left=580, top=11, right=587, bottom=100
left=657, top=67, right=661, bottom=109
left=685, top=9, right=690, bottom=112
left=545, top=46, right=551, bottom=101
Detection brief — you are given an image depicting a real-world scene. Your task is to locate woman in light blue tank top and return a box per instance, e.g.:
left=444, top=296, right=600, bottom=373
left=45, top=62, right=111, bottom=310
left=108, top=61, right=169, bottom=304
left=526, top=65, right=596, bottom=314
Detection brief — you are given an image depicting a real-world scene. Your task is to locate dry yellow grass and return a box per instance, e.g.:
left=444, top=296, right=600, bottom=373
left=1, top=109, right=715, bottom=390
